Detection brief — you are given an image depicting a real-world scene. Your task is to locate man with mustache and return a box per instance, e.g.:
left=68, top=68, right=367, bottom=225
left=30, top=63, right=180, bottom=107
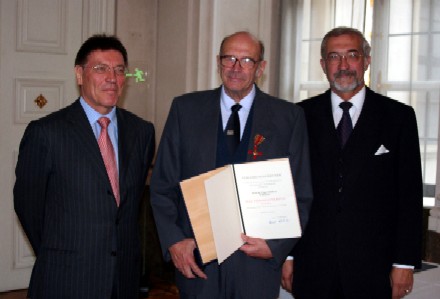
left=281, top=27, right=423, bottom=299
left=151, top=31, right=313, bottom=298
left=14, top=34, right=155, bottom=299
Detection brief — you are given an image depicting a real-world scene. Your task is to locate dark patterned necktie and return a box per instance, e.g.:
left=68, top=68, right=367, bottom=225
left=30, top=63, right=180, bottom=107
left=337, top=101, right=353, bottom=148
left=225, top=104, right=242, bottom=154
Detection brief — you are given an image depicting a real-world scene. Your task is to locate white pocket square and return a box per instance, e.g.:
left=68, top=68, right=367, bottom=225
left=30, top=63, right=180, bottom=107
left=375, top=144, right=389, bottom=155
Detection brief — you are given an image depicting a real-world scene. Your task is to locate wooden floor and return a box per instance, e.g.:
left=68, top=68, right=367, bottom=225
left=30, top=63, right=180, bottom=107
left=0, top=279, right=179, bottom=299
left=146, top=278, right=179, bottom=299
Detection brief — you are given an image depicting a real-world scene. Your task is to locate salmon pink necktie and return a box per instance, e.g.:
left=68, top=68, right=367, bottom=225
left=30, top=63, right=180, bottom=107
left=97, top=117, right=120, bottom=206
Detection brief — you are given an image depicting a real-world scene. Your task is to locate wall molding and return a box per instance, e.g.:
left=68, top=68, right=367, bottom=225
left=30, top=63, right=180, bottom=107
left=81, top=0, right=116, bottom=40
left=16, top=0, right=67, bottom=54
left=15, top=78, right=65, bottom=124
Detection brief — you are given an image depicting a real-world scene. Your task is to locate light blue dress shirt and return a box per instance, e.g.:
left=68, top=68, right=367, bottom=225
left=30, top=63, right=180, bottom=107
left=79, top=97, right=119, bottom=172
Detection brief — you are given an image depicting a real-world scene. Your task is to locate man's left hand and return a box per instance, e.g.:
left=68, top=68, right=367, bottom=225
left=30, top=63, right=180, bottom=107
left=239, top=234, right=273, bottom=259
left=390, top=267, right=414, bottom=299
left=281, top=259, right=294, bottom=292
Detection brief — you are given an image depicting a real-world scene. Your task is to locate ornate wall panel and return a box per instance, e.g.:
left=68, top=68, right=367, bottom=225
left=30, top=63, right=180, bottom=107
left=81, top=0, right=116, bottom=40
left=15, top=78, right=65, bottom=124
left=16, top=0, right=67, bottom=54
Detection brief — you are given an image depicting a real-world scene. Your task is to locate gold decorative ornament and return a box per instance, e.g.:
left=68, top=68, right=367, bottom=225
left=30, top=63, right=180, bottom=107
left=34, top=94, right=47, bottom=109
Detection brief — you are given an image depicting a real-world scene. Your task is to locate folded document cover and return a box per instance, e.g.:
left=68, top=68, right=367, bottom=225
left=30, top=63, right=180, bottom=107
left=180, top=158, right=301, bottom=264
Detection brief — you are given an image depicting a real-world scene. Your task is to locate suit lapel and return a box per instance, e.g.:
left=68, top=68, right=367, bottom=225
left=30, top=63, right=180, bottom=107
left=315, top=92, right=340, bottom=152
left=342, top=88, right=386, bottom=186
left=116, top=108, right=137, bottom=205
left=345, top=88, right=385, bottom=155
left=247, top=92, right=276, bottom=161
left=307, top=93, right=342, bottom=180
left=66, top=100, right=116, bottom=199
left=193, top=88, right=222, bottom=170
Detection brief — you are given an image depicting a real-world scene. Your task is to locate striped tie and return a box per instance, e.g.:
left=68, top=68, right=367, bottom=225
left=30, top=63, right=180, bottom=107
left=97, top=117, right=120, bottom=206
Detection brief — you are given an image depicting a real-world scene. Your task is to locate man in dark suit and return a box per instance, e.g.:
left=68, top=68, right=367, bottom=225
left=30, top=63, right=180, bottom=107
left=150, top=31, right=313, bottom=298
left=14, top=34, right=155, bottom=299
left=281, top=27, right=423, bottom=299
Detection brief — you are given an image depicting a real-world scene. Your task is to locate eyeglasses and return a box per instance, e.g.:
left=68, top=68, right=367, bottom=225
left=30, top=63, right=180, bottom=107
left=83, top=64, right=127, bottom=76
left=219, top=55, right=260, bottom=69
left=325, top=51, right=363, bottom=64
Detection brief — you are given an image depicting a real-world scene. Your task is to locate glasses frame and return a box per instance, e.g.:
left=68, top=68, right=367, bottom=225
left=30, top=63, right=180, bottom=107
left=325, top=51, right=364, bottom=65
left=219, top=55, right=260, bottom=69
left=82, top=64, right=127, bottom=76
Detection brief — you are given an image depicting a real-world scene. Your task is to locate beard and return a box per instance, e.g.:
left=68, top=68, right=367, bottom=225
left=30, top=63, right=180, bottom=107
left=330, top=70, right=362, bottom=93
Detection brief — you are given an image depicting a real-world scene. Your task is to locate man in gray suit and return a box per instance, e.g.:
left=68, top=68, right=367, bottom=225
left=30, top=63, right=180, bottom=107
left=150, top=31, right=313, bottom=299
left=14, top=35, right=155, bottom=299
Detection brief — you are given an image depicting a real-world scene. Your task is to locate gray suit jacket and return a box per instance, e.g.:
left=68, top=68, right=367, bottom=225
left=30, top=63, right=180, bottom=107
left=150, top=86, right=313, bottom=298
left=14, top=99, right=155, bottom=299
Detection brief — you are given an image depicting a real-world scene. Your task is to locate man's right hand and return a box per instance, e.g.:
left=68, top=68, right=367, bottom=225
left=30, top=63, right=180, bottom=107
left=169, top=238, right=207, bottom=279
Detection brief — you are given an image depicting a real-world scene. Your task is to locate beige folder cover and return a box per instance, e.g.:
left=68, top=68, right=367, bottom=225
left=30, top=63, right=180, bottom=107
left=180, top=158, right=300, bottom=264
left=180, top=167, right=226, bottom=264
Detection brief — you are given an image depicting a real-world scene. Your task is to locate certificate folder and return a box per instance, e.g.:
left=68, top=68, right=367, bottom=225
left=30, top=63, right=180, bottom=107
left=180, top=158, right=301, bottom=264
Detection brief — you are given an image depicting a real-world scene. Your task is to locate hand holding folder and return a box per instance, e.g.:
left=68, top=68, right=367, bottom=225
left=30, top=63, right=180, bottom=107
left=180, top=158, right=301, bottom=264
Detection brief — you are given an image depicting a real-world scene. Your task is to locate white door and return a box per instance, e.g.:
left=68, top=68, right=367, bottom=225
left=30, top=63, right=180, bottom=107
left=0, top=0, right=115, bottom=291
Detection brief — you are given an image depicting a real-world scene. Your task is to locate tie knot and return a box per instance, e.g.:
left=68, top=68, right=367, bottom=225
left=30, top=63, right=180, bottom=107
left=339, top=101, right=352, bottom=112
left=98, top=117, right=110, bottom=129
left=231, top=104, right=242, bottom=113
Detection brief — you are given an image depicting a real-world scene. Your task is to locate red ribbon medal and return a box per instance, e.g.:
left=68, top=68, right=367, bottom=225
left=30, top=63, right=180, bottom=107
left=248, top=134, right=265, bottom=160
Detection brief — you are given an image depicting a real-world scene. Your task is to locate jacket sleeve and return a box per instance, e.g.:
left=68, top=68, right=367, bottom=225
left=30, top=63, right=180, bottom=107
left=394, top=106, right=423, bottom=268
left=14, top=121, right=51, bottom=255
left=267, top=105, right=314, bottom=266
left=150, top=99, right=187, bottom=261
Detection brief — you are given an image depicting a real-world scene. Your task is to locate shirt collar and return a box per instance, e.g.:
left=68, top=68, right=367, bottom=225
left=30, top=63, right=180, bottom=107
left=331, top=86, right=366, bottom=113
left=79, top=97, right=117, bottom=126
left=220, top=84, right=255, bottom=112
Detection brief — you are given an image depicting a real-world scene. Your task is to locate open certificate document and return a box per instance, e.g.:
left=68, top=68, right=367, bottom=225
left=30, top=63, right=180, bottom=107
left=180, top=158, right=301, bottom=264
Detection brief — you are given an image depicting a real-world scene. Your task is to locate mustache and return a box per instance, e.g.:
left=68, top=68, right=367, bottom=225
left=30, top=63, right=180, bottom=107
left=225, top=69, right=246, bottom=78
left=334, top=70, right=357, bottom=78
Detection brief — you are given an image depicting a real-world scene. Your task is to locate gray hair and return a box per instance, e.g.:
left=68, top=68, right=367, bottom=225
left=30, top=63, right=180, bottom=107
left=321, top=27, right=371, bottom=59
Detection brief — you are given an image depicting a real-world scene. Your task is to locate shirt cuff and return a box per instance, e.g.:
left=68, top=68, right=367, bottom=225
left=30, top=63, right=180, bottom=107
left=393, top=263, right=414, bottom=269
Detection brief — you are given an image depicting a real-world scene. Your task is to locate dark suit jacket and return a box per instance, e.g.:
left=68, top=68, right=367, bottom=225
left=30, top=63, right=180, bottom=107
left=293, top=88, right=423, bottom=298
left=150, top=86, right=313, bottom=298
left=14, top=99, right=155, bottom=299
